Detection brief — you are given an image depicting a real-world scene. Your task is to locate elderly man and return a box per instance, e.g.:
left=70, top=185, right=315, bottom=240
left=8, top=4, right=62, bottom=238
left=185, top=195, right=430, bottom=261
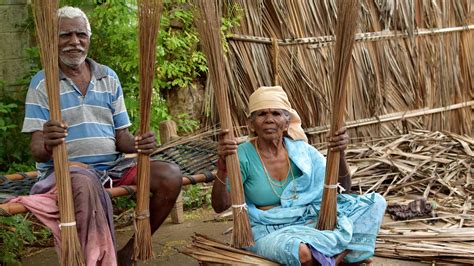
left=22, top=6, right=182, bottom=265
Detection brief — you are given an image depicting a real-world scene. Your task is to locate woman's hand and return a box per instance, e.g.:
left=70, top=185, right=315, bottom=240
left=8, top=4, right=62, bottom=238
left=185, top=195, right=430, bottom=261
left=217, top=129, right=238, bottom=160
left=216, top=129, right=239, bottom=174
left=327, top=127, right=349, bottom=152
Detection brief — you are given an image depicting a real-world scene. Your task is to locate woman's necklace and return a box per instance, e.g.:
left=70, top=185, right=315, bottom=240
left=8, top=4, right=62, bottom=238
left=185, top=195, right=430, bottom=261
left=255, top=139, right=298, bottom=200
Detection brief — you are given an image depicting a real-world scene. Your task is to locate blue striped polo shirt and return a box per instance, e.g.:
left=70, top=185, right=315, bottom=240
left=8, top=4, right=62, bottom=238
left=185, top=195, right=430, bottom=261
left=22, top=58, right=132, bottom=179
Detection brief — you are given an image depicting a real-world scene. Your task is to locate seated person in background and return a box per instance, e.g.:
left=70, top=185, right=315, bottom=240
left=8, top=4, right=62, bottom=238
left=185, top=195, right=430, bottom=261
left=212, top=86, right=386, bottom=266
left=20, top=6, right=182, bottom=266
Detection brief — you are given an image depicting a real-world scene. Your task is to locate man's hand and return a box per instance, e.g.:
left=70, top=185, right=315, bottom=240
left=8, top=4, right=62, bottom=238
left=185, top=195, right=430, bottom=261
left=43, top=120, right=68, bottom=152
left=29, top=120, right=67, bottom=162
left=134, top=131, right=157, bottom=155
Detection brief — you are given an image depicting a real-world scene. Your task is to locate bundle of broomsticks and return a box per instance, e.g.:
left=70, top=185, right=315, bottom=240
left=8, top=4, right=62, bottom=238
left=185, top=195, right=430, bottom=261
left=133, top=0, right=163, bottom=261
left=31, top=0, right=84, bottom=264
left=193, top=0, right=254, bottom=248
left=317, top=0, right=359, bottom=230
left=181, top=234, right=278, bottom=265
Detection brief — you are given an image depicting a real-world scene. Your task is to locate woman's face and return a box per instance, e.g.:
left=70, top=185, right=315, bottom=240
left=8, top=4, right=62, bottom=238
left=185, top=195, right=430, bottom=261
left=249, top=108, right=290, bottom=140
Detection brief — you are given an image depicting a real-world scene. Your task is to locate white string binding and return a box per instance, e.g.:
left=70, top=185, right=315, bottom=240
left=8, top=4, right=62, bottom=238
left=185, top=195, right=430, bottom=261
left=101, top=176, right=113, bottom=188
left=324, top=184, right=338, bottom=189
left=231, top=203, right=248, bottom=213
left=324, top=183, right=346, bottom=193
left=59, top=221, right=77, bottom=230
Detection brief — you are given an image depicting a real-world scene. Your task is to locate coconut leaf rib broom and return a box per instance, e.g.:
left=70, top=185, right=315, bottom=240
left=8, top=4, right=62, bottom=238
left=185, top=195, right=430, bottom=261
left=133, top=0, right=163, bottom=261
left=31, top=0, right=84, bottom=264
left=317, top=0, right=359, bottom=231
left=193, top=0, right=254, bottom=248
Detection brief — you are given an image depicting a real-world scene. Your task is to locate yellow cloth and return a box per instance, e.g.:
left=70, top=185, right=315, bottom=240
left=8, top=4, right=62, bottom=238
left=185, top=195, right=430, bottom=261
left=248, top=86, right=307, bottom=142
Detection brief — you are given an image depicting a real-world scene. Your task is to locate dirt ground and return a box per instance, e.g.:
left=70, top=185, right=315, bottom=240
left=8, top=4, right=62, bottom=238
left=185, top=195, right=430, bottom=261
left=21, top=208, right=428, bottom=266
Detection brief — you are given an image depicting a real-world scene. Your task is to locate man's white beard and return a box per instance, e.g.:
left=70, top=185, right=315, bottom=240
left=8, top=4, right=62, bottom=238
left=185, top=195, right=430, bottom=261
left=60, top=54, right=87, bottom=68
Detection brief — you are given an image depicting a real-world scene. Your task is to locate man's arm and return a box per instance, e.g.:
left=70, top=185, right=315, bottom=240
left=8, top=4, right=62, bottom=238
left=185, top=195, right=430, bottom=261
left=115, top=128, right=137, bottom=154
left=30, top=131, right=53, bottom=162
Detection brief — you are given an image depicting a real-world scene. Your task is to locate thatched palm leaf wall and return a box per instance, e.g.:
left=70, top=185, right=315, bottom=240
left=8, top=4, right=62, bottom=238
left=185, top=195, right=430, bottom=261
left=203, top=0, right=473, bottom=143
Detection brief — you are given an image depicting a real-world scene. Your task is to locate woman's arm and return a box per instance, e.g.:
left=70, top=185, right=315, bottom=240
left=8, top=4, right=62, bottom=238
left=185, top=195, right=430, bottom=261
left=211, top=158, right=231, bottom=213
left=211, top=129, right=237, bottom=213
left=327, top=127, right=351, bottom=192
left=338, top=153, right=351, bottom=192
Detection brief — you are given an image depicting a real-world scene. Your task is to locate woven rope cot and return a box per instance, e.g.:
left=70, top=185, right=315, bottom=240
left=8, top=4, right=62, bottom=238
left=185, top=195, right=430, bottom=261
left=0, top=138, right=219, bottom=216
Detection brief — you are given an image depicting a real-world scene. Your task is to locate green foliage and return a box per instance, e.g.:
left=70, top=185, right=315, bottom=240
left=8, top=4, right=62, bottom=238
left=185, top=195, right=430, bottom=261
left=0, top=216, right=36, bottom=264
left=0, top=6, right=39, bottom=173
left=221, top=3, right=243, bottom=52
left=175, top=113, right=199, bottom=133
left=0, top=81, right=35, bottom=173
left=0, top=102, right=17, bottom=132
left=182, top=184, right=211, bottom=210
left=157, top=2, right=207, bottom=90
left=112, top=195, right=136, bottom=214
left=85, top=0, right=209, bottom=134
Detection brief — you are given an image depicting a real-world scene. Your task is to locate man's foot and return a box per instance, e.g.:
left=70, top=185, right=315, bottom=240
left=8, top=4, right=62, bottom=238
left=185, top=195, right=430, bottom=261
left=117, top=241, right=135, bottom=266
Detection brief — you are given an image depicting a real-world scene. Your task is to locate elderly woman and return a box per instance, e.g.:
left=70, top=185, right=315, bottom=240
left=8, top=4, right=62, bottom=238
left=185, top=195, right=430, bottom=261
left=212, top=86, right=386, bottom=266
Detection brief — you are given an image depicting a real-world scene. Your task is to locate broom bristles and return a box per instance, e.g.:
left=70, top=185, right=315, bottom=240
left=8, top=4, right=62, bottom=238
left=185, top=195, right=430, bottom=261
left=133, top=0, right=163, bottom=261
left=193, top=0, right=254, bottom=247
left=317, top=0, right=359, bottom=231
left=32, top=1, right=85, bottom=264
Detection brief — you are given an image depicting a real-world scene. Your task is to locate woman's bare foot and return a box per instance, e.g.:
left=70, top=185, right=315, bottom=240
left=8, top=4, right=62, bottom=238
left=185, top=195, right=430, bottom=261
left=335, top=250, right=350, bottom=264
left=338, top=258, right=373, bottom=266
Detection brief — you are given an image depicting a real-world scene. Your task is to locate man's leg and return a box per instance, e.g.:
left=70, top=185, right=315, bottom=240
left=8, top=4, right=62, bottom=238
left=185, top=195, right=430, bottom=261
left=71, top=169, right=116, bottom=265
left=117, top=161, right=182, bottom=265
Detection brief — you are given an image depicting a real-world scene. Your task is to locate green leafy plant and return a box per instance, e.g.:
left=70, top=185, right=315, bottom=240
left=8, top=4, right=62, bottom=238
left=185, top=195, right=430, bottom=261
left=0, top=81, right=35, bottom=173
left=174, top=113, right=199, bottom=133
left=156, top=1, right=207, bottom=90
left=0, top=216, right=36, bottom=264
left=0, top=103, right=17, bottom=132
left=182, top=184, right=212, bottom=210
left=86, top=0, right=209, bottom=135
left=221, top=2, right=243, bottom=52
left=112, top=196, right=136, bottom=214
